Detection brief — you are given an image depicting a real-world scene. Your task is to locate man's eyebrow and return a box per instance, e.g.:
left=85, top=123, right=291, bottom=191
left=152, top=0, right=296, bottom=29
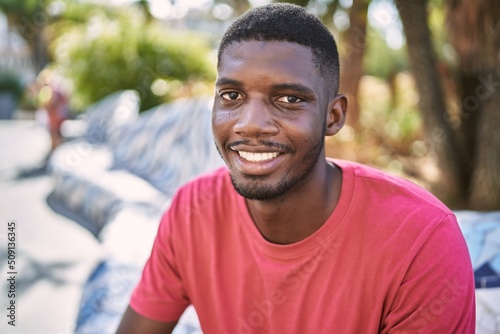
left=215, top=79, right=316, bottom=96
left=273, top=83, right=315, bottom=96
left=215, top=77, right=244, bottom=87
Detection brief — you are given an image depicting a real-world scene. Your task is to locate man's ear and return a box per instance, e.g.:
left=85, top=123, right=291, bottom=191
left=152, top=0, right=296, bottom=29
left=325, top=94, right=348, bottom=136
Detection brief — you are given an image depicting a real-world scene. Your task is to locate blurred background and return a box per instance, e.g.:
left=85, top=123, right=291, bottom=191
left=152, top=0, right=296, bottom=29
left=0, top=0, right=499, bottom=333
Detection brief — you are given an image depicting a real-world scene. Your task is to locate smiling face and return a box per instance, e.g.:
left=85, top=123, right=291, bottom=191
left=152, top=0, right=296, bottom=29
left=212, top=40, right=340, bottom=200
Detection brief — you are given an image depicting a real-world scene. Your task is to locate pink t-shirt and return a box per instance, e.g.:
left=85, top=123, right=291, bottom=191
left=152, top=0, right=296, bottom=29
left=130, top=159, right=475, bottom=333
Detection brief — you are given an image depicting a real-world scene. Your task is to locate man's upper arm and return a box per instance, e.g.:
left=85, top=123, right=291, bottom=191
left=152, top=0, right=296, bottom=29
left=128, top=197, right=191, bottom=322
left=117, top=306, right=178, bottom=334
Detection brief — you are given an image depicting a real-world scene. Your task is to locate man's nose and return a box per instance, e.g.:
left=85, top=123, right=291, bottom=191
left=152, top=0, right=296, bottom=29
left=233, top=99, right=279, bottom=138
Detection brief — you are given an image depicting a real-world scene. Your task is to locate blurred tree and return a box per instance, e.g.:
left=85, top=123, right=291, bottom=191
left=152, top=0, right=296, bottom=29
left=395, top=0, right=465, bottom=206
left=0, top=0, right=140, bottom=73
left=52, top=9, right=215, bottom=111
left=46, top=2, right=116, bottom=42
left=363, top=24, right=408, bottom=110
left=0, top=0, right=53, bottom=71
left=396, top=0, right=500, bottom=210
left=134, top=0, right=154, bottom=22
left=445, top=0, right=500, bottom=210
left=339, top=0, right=369, bottom=128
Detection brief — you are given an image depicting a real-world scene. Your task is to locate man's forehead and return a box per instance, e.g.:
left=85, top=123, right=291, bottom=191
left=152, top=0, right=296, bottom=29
left=218, top=40, right=315, bottom=67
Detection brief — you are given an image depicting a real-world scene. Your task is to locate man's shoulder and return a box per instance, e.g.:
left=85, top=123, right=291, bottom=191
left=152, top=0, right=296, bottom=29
left=333, top=159, right=452, bottom=215
left=332, top=160, right=462, bottom=263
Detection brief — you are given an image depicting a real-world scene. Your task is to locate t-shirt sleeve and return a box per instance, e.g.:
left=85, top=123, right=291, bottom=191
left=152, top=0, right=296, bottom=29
left=382, top=214, right=476, bottom=333
left=129, top=200, right=190, bottom=322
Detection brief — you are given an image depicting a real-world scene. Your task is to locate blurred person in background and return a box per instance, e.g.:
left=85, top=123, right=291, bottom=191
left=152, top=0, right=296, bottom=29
left=35, top=68, right=69, bottom=155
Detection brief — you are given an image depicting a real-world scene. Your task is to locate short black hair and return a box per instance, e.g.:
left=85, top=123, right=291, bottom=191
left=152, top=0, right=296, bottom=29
left=217, top=3, right=340, bottom=94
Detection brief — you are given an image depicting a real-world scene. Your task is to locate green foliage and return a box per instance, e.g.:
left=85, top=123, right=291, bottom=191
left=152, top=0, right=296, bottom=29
left=428, top=1, right=456, bottom=65
left=51, top=8, right=215, bottom=111
left=359, top=74, right=422, bottom=150
left=363, top=24, right=408, bottom=79
left=51, top=2, right=103, bottom=26
left=0, top=0, right=41, bottom=15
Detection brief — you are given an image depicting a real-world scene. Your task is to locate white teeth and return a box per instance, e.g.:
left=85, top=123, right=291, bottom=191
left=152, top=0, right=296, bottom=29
left=238, top=151, right=279, bottom=162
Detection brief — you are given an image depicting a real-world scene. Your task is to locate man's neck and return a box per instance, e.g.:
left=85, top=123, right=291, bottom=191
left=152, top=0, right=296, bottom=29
left=245, top=160, right=342, bottom=245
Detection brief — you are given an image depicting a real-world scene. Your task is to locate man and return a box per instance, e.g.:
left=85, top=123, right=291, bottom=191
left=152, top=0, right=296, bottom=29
left=118, top=3, right=475, bottom=333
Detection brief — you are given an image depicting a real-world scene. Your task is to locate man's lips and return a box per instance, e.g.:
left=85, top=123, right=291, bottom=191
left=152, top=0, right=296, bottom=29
left=237, top=151, right=280, bottom=162
left=228, top=140, right=291, bottom=153
left=228, top=141, right=291, bottom=162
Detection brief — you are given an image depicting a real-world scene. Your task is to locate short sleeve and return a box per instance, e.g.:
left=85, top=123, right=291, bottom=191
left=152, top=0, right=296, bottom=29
left=382, top=214, right=476, bottom=333
left=129, top=198, right=190, bottom=322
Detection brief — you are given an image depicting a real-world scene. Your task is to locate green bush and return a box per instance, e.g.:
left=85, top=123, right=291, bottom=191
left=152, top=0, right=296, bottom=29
left=51, top=9, right=215, bottom=111
left=0, top=71, right=24, bottom=100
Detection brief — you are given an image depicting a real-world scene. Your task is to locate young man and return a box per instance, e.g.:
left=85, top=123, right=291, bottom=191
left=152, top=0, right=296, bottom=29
left=118, top=3, right=475, bottom=333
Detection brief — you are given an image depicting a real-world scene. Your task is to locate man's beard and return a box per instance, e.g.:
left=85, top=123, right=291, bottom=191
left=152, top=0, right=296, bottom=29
left=230, top=133, right=325, bottom=201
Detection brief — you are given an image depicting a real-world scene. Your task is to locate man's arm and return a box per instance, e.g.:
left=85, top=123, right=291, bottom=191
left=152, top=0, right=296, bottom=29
left=116, top=306, right=178, bottom=334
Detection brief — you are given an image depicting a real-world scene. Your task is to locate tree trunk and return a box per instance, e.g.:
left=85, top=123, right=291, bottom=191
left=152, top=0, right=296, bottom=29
left=468, top=70, right=500, bottom=210
left=7, top=11, right=50, bottom=72
left=274, top=0, right=309, bottom=8
left=395, top=0, right=466, bottom=206
left=444, top=0, right=500, bottom=210
left=339, top=0, right=369, bottom=128
left=456, top=73, right=482, bottom=185
left=30, top=28, right=49, bottom=72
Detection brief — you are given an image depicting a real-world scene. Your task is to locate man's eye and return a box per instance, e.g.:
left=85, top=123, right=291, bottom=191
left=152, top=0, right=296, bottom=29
left=276, top=96, right=303, bottom=104
left=221, top=92, right=242, bottom=100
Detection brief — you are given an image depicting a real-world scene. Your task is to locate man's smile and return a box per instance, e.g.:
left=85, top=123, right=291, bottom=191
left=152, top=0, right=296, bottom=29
left=238, top=151, right=280, bottom=162
left=227, top=144, right=289, bottom=176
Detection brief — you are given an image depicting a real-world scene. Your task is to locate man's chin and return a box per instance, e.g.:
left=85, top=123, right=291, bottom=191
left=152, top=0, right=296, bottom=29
left=230, top=175, right=291, bottom=201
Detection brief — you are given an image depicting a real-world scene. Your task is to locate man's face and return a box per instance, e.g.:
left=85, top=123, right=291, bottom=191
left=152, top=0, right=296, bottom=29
left=212, top=40, right=331, bottom=200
